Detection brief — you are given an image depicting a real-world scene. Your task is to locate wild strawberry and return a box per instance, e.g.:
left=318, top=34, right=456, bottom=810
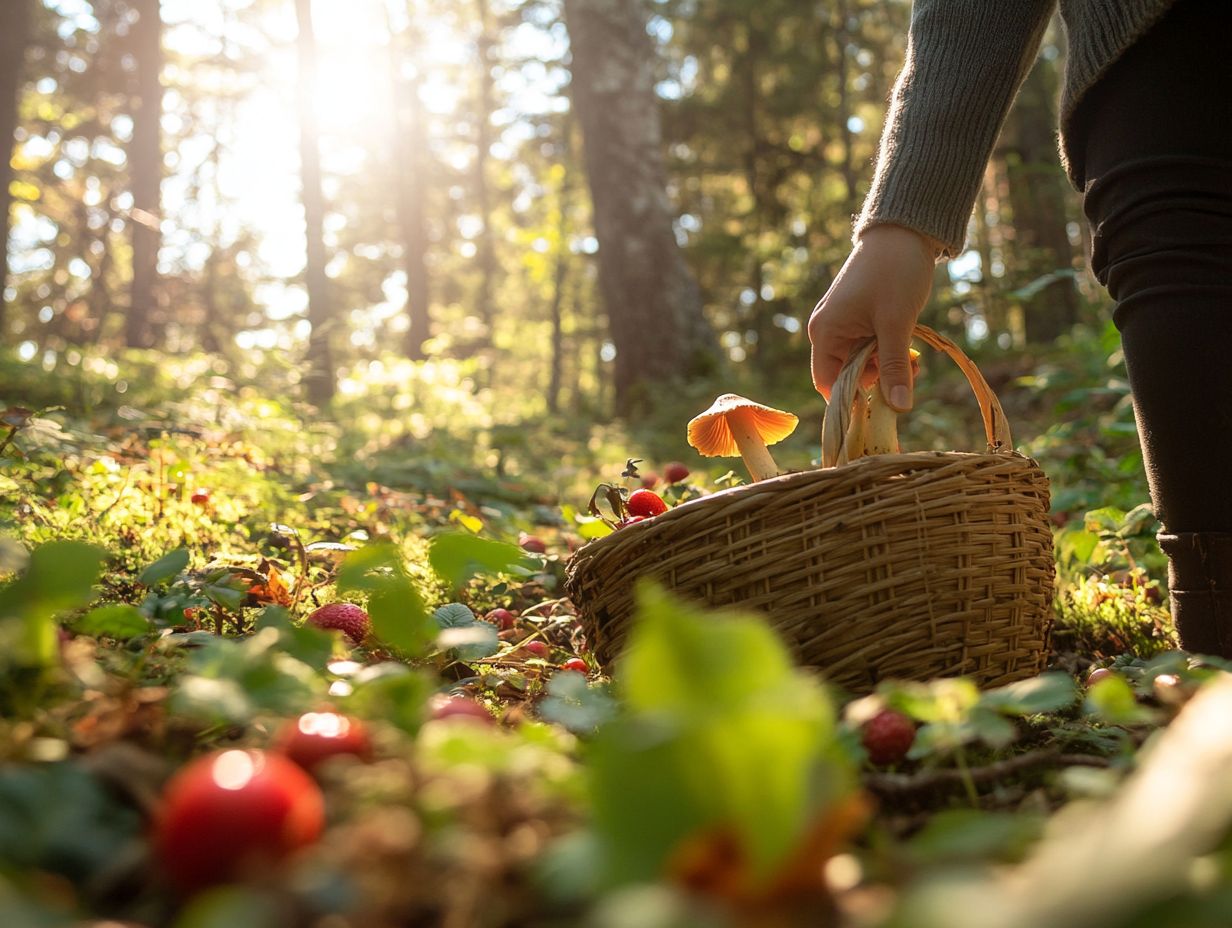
left=429, top=694, right=493, bottom=725
left=861, top=709, right=916, bottom=765
left=485, top=607, right=517, bottom=631
left=664, top=462, right=690, bottom=484
left=154, top=749, right=324, bottom=892
left=306, top=603, right=370, bottom=645
left=524, top=640, right=550, bottom=659
left=190, top=488, right=211, bottom=506
left=627, top=489, right=668, bottom=518
left=519, top=533, right=547, bottom=554
left=640, top=472, right=659, bottom=489
left=560, top=657, right=588, bottom=674
left=276, top=711, right=373, bottom=772
left=617, top=515, right=647, bottom=528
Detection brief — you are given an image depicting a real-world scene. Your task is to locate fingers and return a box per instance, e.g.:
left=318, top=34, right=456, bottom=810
left=872, top=316, right=916, bottom=412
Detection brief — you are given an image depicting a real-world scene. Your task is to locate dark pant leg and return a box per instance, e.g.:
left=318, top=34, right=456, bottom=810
left=1076, top=0, right=1232, bottom=653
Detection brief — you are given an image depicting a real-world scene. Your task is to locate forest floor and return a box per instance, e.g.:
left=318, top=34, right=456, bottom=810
left=2, top=342, right=1227, bottom=928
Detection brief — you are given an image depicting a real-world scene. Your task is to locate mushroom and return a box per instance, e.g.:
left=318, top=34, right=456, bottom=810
left=862, top=349, right=922, bottom=456
left=687, top=394, right=799, bottom=482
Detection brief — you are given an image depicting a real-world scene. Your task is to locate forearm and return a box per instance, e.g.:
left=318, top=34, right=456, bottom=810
left=856, top=0, right=1056, bottom=259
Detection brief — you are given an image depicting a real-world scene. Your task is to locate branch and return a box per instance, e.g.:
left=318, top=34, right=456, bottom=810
left=864, top=749, right=1111, bottom=801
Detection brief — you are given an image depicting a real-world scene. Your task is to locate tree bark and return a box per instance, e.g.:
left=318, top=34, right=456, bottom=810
left=999, top=55, right=1080, bottom=343
left=294, top=0, right=335, bottom=406
left=0, top=0, right=32, bottom=341
left=124, top=0, right=163, bottom=350
left=563, top=0, right=715, bottom=413
left=389, top=10, right=432, bottom=360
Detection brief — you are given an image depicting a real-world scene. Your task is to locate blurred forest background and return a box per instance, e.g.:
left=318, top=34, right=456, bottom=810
left=1, top=0, right=1094, bottom=419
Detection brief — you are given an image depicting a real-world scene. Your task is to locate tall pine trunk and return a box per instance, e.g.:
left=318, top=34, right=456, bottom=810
left=295, top=0, right=335, bottom=406
left=563, top=0, right=714, bottom=413
left=389, top=9, right=431, bottom=360
left=125, top=0, right=163, bottom=349
left=0, top=0, right=31, bottom=341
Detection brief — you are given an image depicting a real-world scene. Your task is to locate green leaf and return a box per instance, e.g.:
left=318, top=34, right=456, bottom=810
left=173, top=886, right=283, bottom=928
left=578, top=518, right=614, bottom=541
left=980, top=673, right=1079, bottom=716
left=0, top=541, right=106, bottom=668
left=368, top=586, right=432, bottom=656
left=75, top=604, right=151, bottom=639
left=908, top=809, right=1044, bottom=864
left=587, top=582, right=849, bottom=888
left=437, top=623, right=500, bottom=660
left=0, top=762, right=142, bottom=882
left=449, top=510, right=484, bottom=534
left=433, top=603, right=477, bottom=628
left=1084, top=674, right=1160, bottom=726
left=138, top=547, right=190, bottom=586
left=428, top=533, right=535, bottom=588
left=539, top=672, right=618, bottom=733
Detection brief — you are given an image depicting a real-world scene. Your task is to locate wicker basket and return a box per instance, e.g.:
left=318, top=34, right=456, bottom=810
left=564, top=325, right=1055, bottom=693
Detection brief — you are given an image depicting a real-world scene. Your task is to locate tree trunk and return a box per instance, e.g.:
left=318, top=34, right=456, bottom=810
left=295, top=0, right=335, bottom=407
left=563, top=0, right=714, bottom=413
left=999, top=55, right=1080, bottom=343
left=472, top=0, right=496, bottom=335
left=831, top=0, right=858, bottom=211
left=124, top=0, right=163, bottom=350
left=0, top=0, right=31, bottom=341
left=389, top=10, right=431, bottom=360
left=547, top=144, right=573, bottom=415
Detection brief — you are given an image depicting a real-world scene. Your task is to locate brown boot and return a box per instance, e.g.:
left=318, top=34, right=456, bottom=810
left=1156, top=533, right=1232, bottom=658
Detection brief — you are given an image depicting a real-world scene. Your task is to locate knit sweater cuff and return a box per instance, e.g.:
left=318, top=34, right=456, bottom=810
left=854, top=0, right=1055, bottom=260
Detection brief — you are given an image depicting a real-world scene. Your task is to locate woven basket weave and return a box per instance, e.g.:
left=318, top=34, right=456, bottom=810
left=564, top=325, right=1055, bottom=693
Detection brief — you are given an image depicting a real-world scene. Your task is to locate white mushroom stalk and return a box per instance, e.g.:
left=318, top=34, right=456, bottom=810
left=726, top=407, right=781, bottom=482
left=862, top=349, right=921, bottom=457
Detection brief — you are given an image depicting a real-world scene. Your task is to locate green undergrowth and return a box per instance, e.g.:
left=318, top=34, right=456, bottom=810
left=1, top=340, right=1213, bottom=928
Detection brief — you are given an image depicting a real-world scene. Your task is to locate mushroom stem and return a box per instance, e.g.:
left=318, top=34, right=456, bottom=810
left=728, top=407, right=780, bottom=481
left=843, top=390, right=869, bottom=464
left=864, top=383, right=899, bottom=455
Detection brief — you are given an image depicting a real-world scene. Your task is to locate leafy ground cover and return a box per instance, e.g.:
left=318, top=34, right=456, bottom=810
left=4, top=335, right=1229, bottom=928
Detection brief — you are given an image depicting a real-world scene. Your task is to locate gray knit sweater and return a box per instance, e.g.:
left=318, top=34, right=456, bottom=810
left=856, top=0, right=1176, bottom=258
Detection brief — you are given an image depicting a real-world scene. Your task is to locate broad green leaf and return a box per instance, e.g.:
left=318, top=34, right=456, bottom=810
left=0, top=541, right=106, bottom=668
left=1084, top=674, right=1160, bottom=726
left=578, top=518, right=614, bottom=541
left=428, top=533, right=535, bottom=588
left=588, top=582, right=847, bottom=887
left=75, top=604, right=151, bottom=639
left=908, top=809, right=1044, bottom=864
left=344, top=663, right=433, bottom=733
left=138, top=547, right=190, bottom=586
left=255, top=606, right=334, bottom=666
left=0, top=762, right=142, bottom=882
left=174, top=886, right=282, bottom=928
left=368, top=586, right=432, bottom=656
left=540, top=672, right=618, bottom=733
left=433, top=603, right=477, bottom=628
left=437, top=624, right=500, bottom=660
left=980, top=673, right=1079, bottom=716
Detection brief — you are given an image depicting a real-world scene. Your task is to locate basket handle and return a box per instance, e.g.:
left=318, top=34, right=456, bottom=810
left=820, top=323, right=1013, bottom=468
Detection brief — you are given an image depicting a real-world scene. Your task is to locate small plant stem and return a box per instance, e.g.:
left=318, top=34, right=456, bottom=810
left=956, top=746, right=980, bottom=807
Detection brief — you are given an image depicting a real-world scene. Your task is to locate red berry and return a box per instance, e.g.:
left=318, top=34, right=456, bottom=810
left=519, top=533, right=547, bottom=554
left=429, top=694, right=493, bottom=725
left=485, top=608, right=517, bottom=631
left=560, top=658, right=588, bottom=674
left=153, top=749, right=324, bottom=892
left=640, top=472, right=659, bottom=489
left=627, top=489, right=668, bottom=518
left=276, top=711, right=372, bottom=772
left=190, top=489, right=211, bottom=506
left=861, top=709, right=916, bottom=766
left=306, top=603, right=370, bottom=645
left=1086, top=667, right=1115, bottom=688
left=618, top=515, right=647, bottom=528
left=664, top=462, right=690, bottom=484
left=524, top=640, right=550, bottom=658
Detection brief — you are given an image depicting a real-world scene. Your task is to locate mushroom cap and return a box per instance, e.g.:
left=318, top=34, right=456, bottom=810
left=687, top=394, right=799, bottom=457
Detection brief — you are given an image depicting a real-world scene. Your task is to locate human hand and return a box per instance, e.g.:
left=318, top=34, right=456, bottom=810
left=807, top=224, right=940, bottom=411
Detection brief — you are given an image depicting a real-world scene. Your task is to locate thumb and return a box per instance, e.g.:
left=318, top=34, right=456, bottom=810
left=873, top=321, right=915, bottom=412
